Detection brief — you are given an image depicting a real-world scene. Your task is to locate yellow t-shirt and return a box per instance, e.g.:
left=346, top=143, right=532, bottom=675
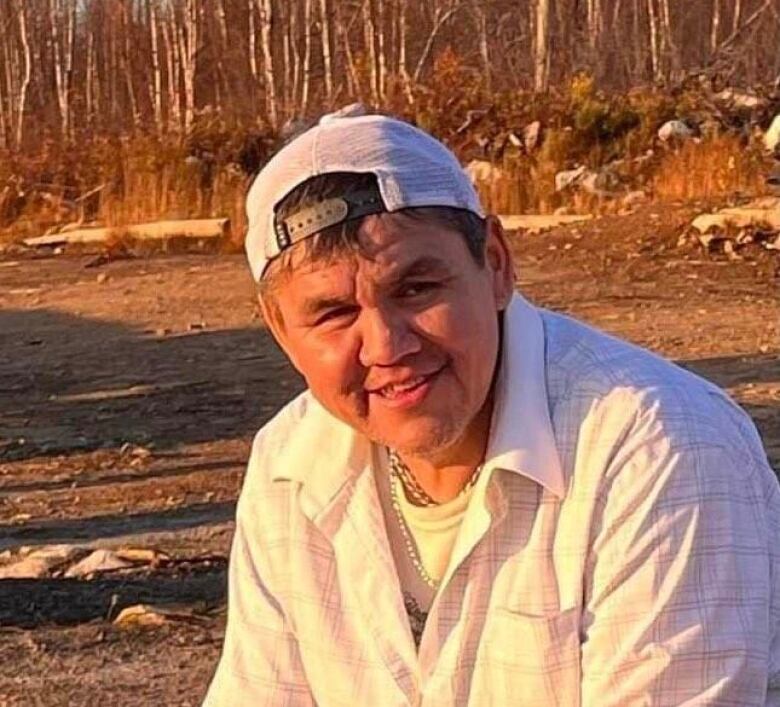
left=374, top=447, right=477, bottom=647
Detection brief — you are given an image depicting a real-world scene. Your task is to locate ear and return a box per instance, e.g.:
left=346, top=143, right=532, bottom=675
left=483, top=215, right=515, bottom=311
left=258, top=293, right=298, bottom=366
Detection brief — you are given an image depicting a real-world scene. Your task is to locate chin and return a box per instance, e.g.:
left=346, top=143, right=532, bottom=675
left=371, top=418, right=466, bottom=458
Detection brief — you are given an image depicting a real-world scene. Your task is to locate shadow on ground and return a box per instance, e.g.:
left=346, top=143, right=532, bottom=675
left=0, top=308, right=304, bottom=462
left=0, top=501, right=236, bottom=551
left=0, top=558, right=227, bottom=628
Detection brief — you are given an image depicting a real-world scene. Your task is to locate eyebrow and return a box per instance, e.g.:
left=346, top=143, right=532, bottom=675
left=381, top=255, right=452, bottom=286
left=299, top=255, right=452, bottom=318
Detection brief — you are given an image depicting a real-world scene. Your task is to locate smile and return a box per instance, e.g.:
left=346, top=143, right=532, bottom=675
left=369, top=367, right=444, bottom=409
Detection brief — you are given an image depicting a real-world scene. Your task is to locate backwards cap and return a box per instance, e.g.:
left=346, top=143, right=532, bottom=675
left=244, top=105, right=484, bottom=281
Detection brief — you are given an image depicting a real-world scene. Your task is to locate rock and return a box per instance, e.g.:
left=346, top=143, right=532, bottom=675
left=715, top=88, right=765, bottom=111
left=464, top=159, right=505, bottom=185
left=622, top=190, right=648, bottom=209
left=113, top=604, right=169, bottom=627
left=0, top=545, right=89, bottom=579
left=96, top=273, right=108, bottom=284
left=63, top=549, right=134, bottom=578
left=658, top=120, right=695, bottom=143
left=554, top=165, right=587, bottom=192
left=115, top=547, right=169, bottom=564
left=765, top=115, right=780, bottom=154
left=113, top=603, right=206, bottom=628
left=580, top=169, right=621, bottom=196
left=523, top=121, right=542, bottom=153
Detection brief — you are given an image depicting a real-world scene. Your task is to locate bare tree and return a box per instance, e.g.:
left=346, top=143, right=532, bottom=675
left=319, top=0, right=334, bottom=104
left=14, top=0, right=31, bottom=147
left=412, top=1, right=462, bottom=84
left=256, top=0, right=278, bottom=128
left=534, top=0, right=551, bottom=92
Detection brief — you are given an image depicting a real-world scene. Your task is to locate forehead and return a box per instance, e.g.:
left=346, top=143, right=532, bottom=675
left=271, top=211, right=468, bottom=287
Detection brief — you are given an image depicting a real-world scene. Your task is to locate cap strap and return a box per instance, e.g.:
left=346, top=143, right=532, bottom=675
left=274, top=187, right=385, bottom=252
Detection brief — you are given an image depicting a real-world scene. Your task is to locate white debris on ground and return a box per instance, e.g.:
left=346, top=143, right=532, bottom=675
left=523, top=120, right=542, bottom=153
left=463, top=159, right=506, bottom=185
left=684, top=197, right=780, bottom=257
left=0, top=544, right=169, bottom=579
left=64, top=549, right=135, bottom=578
left=554, top=165, right=622, bottom=197
left=765, top=114, right=780, bottom=154
left=113, top=603, right=210, bottom=628
left=554, top=166, right=588, bottom=192
left=658, top=119, right=696, bottom=143
left=715, top=88, right=766, bottom=111
left=0, top=544, right=90, bottom=579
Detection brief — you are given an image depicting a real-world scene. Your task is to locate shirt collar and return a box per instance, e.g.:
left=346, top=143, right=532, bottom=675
left=270, top=293, right=565, bottom=508
left=483, top=294, right=565, bottom=498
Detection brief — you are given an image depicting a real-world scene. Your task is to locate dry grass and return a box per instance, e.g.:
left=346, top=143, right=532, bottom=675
left=653, top=135, right=768, bottom=201
left=0, top=68, right=775, bottom=247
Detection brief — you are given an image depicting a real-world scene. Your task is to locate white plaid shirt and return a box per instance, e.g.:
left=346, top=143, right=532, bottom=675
left=204, top=295, right=780, bottom=706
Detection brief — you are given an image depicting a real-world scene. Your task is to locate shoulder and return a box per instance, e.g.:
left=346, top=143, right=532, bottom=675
left=539, top=309, right=773, bottom=484
left=236, top=390, right=328, bottom=521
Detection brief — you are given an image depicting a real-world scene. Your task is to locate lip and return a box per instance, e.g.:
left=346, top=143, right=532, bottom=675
left=368, top=366, right=444, bottom=410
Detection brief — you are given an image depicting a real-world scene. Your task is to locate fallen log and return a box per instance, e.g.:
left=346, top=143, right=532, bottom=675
left=498, top=213, right=593, bottom=233
left=23, top=218, right=230, bottom=247
left=692, top=199, right=780, bottom=233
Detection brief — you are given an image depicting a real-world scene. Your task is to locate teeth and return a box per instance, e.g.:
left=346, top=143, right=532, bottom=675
left=380, top=376, right=425, bottom=397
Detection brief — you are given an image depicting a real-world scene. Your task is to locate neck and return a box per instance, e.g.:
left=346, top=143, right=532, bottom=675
left=397, top=394, right=493, bottom=504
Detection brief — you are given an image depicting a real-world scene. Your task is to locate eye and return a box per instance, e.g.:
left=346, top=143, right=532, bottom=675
left=398, top=281, right=439, bottom=299
left=314, top=306, right=358, bottom=326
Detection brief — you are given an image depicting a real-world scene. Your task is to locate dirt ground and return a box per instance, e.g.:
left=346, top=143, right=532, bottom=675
left=1, top=201, right=778, bottom=706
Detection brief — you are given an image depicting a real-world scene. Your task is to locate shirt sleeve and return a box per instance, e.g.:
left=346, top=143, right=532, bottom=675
left=202, top=504, right=316, bottom=707
left=580, top=391, right=777, bottom=706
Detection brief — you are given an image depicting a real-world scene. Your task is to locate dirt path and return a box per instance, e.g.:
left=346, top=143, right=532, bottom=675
left=0, top=202, right=778, bottom=705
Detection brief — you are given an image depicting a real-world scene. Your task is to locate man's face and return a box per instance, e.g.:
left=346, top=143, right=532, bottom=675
left=263, top=212, right=514, bottom=459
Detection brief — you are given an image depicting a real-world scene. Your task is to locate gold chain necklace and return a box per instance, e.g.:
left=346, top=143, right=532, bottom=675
left=386, top=449, right=483, bottom=589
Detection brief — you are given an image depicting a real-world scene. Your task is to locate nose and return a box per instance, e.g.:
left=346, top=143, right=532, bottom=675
left=358, top=307, right=421, bottom=367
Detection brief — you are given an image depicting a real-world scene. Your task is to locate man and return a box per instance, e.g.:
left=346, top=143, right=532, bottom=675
left=205, top=106, right=780, bottom=706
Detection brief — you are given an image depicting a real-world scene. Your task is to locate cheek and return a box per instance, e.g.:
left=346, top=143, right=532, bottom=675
left=295, top=334, right=363, bottom=396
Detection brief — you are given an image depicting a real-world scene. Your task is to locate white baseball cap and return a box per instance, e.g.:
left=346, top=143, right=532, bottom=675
left=244, top=105, right=485, bottom=281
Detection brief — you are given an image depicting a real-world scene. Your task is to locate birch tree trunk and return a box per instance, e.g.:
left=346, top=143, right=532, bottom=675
left=0, top=5, right=14, bottom=148
left=162, top=14, right=181, bottom=130
left=376, top=0, right=388, bottom=100
left=412, top=2, right=461, bottom=84
left=336, top=2, right=360, bottom=98
left=398, top=0, right=413, bottom=103
left=122, top=0, right=139, bottom=127
left=364, top=0, right=379, bottom=103
left=301, top=0, right=313, bottom=112
left=148, top=0, right=164, bottom=132
left=181, top=0, right=199, bottom=132
left=647, top=0, right=661, bottom=82
left=534, top=0, right=551, bottom=92
left=587, top=0, right=603, bottom=52
left=471, top=1, right=491, bottom=90
left=248, top=0, right=259, bottom=83
left=49, top=0, right=73, bottom=140
left=319, top=0, right=334, bottom=103
left=256, top=0, right=278, bottom=128
left=732, top=0, right=742, bottom=34
left=85, top=26, right=96, bottom=125
left=659, top=0, right=678, bottom=78
left=710, top=0, right=721, bottom=54
left=14, top=0, right=31, bottom=148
